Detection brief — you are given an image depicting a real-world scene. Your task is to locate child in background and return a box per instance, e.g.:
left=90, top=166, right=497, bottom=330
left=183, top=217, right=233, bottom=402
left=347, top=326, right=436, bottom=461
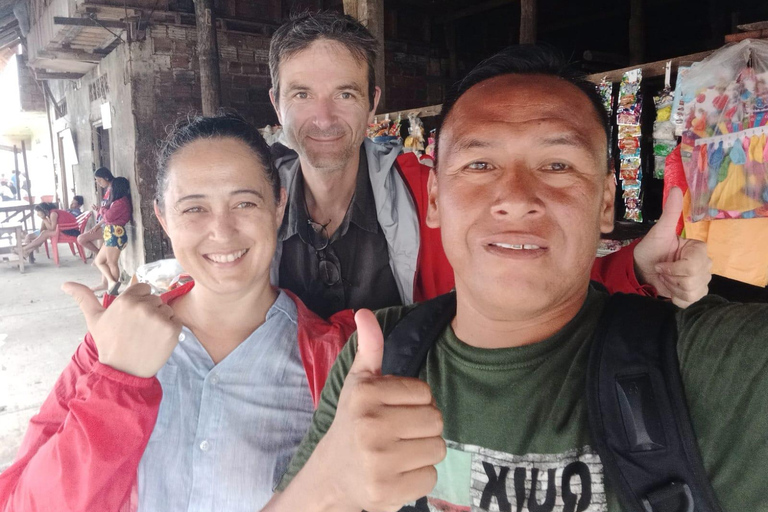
left=68, top=195, right=84, bottom=217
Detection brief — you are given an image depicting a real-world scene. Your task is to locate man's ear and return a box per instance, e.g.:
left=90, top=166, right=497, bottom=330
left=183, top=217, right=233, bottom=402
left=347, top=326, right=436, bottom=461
left=369, top=86, right=382, bottom=122
left=269, top=88, right=283, bottom=125
left=275, top=187, right=287, bottom=227
left=425, top=169, right=440, bottom=229
left=600, top=170, right=616, bottom=234
left=154, top=201, right=171, bottom=237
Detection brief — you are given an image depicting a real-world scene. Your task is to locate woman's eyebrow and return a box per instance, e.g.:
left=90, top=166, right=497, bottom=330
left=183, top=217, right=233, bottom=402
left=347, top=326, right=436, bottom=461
left=176, top=189, right=264, bottom=206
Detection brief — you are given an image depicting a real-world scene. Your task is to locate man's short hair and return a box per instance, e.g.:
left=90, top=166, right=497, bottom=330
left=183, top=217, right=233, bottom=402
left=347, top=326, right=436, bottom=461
left=436, top=45, right=611, bottom=166
left=269, top=10, right=379, bottom=109
left=73, top=195, right=84, bottom=206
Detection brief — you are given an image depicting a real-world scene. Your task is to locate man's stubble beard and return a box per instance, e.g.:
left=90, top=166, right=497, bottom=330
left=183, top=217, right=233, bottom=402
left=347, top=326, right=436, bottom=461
left=285, top=126, right=360, bottom=175
left=301, top=143, right=358, bottom=175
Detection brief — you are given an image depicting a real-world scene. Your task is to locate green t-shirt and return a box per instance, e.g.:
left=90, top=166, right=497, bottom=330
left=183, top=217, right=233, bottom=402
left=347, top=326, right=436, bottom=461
left=278, top=288, right=768, bottom=511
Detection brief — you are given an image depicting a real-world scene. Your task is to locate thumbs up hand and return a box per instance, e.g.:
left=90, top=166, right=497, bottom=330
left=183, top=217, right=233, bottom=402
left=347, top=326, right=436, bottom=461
left=632, top=187, right=712, bottom=308
left=319, top=309, right=446, bottom=512
left=62, top=282, right=182, bottom=378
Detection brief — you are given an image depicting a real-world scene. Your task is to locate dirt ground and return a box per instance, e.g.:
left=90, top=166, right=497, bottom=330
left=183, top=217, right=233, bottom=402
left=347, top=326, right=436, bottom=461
left=0, top=250, right=99, bottom=471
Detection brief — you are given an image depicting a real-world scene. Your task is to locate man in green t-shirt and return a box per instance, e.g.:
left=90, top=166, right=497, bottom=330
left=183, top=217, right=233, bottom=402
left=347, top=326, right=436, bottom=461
left=262, top=46, right=768, bottom=512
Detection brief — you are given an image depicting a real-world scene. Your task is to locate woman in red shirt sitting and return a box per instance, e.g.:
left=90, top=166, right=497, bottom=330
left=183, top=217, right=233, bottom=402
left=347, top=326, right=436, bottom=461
left=95, top=176, right=132, bottom=295
left=19, top=202, right=79, bottom=259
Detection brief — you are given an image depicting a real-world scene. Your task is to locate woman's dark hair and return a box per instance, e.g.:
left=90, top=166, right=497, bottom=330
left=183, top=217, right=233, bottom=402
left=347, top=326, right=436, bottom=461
left=155, top=112, right=280, bottom=210
left=94, top=167, right=114, bottom=182
left=269, top=10, right=378, bottom=109
left=34, top=202, right=58, bottom=216
left=108, top=177, right=131, bottom=206
left=435, top=45, right=610, bottom=166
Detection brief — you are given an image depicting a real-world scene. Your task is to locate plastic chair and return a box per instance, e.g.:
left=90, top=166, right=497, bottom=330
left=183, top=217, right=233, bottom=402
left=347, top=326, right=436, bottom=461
left=44, top=211, right=92, bottom=266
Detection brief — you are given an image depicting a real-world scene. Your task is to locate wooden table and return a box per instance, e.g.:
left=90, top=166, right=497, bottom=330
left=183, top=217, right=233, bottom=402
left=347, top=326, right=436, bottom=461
left=0, top=200, right=35, bottom=231
left=0, top=223, right=24, bottom=273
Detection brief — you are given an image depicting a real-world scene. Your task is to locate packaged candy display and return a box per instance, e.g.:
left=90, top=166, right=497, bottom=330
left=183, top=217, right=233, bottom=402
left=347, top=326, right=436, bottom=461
left=425, top=129, right=436, bottom=158
left=597, top=79, right=615, bottom=156
left=367, top=114, right=402, bottom=144
left=653, top=63, right=677, bottom=179
left=617, top=68, right=644, bottom=222
left=679, top=39, right=768, bottom=221
left=258, top=125, right=283, bottom=146
left=421, top=129, right=437, bottom=167
left=653, top=140, right=677, bottom=179
left=403, top=112, right=426, bottom=156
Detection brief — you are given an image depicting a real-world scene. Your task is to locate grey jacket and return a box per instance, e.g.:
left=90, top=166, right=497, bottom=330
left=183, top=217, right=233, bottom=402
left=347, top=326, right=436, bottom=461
left=271, top=139, right=420, bottom=305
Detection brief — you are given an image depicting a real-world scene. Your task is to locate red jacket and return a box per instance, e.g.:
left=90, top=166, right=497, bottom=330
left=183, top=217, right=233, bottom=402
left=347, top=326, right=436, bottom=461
left=102, top=197, right=132, bottom=227
left=0, top=283, right=354, bottom=512
left=96, top=187, right=112, bottom=222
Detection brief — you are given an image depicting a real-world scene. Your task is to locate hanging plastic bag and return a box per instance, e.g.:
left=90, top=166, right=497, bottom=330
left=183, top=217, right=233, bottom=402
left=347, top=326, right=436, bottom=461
left=134, top=258, right=191, bottom=294
left=679, top=39, right=768, bottom=222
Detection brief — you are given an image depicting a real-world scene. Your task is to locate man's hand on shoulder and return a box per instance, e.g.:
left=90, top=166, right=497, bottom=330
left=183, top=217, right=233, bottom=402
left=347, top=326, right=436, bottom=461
left=633, top=187, right=712, bottom=308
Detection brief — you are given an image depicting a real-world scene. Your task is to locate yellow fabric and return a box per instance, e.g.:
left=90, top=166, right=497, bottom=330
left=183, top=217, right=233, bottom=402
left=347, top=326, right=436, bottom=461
left=684, top=190, right=768, bottom=287
left=708, top=162, right=763, bottom=212
left=749, top=134, right=763, bottom=163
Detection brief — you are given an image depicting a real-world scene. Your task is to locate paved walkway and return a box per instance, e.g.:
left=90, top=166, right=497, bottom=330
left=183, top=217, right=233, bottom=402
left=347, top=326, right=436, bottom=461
left=0, top=249, right=101, bottom=471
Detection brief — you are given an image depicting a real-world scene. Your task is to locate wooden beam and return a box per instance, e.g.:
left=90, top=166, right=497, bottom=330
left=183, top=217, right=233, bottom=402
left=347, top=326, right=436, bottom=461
left=541, top=9, right=621, bottom=33
left=444, top=20, right=458, bottom=79
left=628, top=0, right=645, bottom=65
left=584, top=50, right=714, bottom=84
left=737, top=20, right=768, bottom=32
left=342, top=0, right=357, bottom=17
left=42, top=81, right=63, bottom=119
left=12, top=145, right=19, bottom=200
left=583, top=50, right=629, bottom=67
left=34, top=71, right=85, bottom=80
left=36, top=49, right=103, bottom=63
left=0, top=28, right=20, bottom=46
left=43, top=80, right=58, bottom=226
left=194, top=0, right=222, bottom=115
left=54, top=16, right=125, bottom=29
left=376, top=49, right=715, bottom=121
left=344, top=0, right=386, bottom=111
left=519, top=0, right=536, bottom=44
left=0, top=33, right=20, bottom=51
left=436, top=0, right=515, bottom=24
left=379, top=103, right=443, bottom=121
left=80, top=4, right=142, bottom=19
left=20, top=141, right=31, bottom=205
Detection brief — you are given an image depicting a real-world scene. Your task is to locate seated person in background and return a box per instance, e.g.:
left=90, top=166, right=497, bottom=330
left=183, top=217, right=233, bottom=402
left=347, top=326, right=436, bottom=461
left=0, top=113, right=355, bottom=512
left=18, top=202, right=78, bottom=261
left=68, top=195, right=84, bottom=217
left=0, top=176, right=14, bottom=201
left=264, top=46, right=765, bottom=512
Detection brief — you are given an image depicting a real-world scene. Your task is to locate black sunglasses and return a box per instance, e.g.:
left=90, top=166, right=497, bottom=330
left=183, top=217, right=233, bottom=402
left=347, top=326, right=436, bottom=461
left=305, top=220, right=341, bottom=287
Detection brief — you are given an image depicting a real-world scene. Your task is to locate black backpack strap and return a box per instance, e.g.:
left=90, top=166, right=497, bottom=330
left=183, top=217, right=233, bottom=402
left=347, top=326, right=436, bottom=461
left=381, top=292, right=456, bottom=377
left=587, top=293, right=723, bottom=512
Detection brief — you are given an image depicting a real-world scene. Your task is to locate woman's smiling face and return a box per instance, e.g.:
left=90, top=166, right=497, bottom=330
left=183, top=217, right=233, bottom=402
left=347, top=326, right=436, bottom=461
left=155, top=136, right=285, bottom=297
